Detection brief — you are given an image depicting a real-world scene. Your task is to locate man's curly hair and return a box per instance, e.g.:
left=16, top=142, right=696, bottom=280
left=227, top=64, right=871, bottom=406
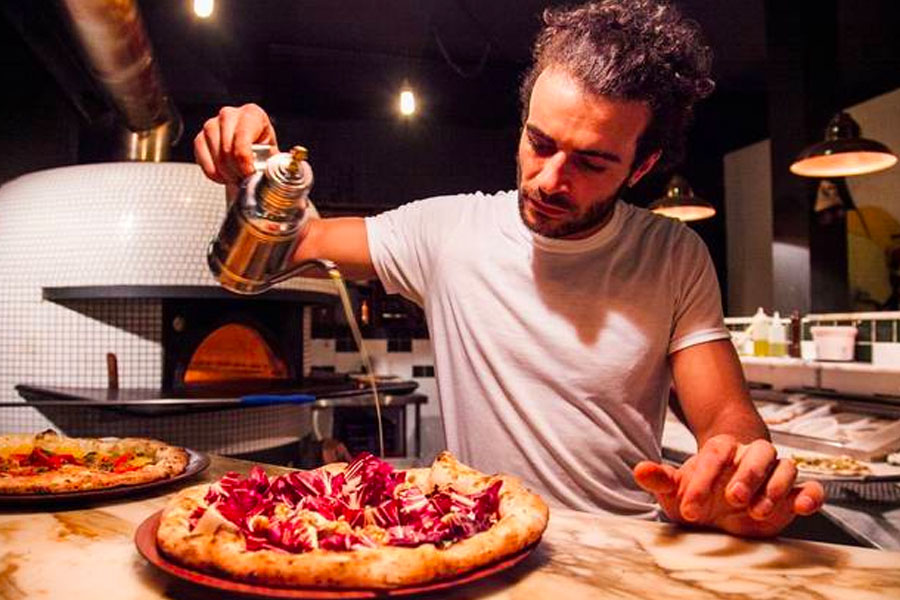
left=520, top=0, right=715, bottom=174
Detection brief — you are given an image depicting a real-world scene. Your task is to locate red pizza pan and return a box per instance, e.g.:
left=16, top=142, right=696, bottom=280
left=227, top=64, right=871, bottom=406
left=135, top=510, right=539, bottom=599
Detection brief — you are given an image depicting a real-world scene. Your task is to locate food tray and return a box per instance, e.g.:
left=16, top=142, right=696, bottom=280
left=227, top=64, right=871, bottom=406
left=757, top=395, right=900, bottom=460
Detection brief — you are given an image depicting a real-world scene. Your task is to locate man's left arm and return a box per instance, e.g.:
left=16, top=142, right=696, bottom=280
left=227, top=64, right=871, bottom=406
left=670, top=338, right=767, bottom=445
left=634, top=339, right=825, bottom=537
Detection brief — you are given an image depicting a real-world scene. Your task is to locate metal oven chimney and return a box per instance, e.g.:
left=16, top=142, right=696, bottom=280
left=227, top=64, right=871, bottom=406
left=59, top=0, right=180, bottom=161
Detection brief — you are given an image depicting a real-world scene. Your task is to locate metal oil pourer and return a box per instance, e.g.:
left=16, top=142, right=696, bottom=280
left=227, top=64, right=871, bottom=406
left=207, top=145, right=335, bottom=294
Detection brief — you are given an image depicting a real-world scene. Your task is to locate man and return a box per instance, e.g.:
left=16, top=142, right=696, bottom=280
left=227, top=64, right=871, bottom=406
left=195, top=0, right=824, bottom=537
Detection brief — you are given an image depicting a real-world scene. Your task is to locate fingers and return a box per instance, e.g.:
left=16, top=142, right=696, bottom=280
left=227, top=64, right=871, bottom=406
left=218, top=106, right=242, bottom=156
left=193, top=104, right=278, bottom=185
left=634, top=460, right=682, bottom=522
left=211, top=108, right=244, bottom=183
left=794, top=480, right=825, bottom=515
left=199, top=117, right=240, bottom=184
left=234, top=104, right=277, bottom=177
left=679, top=435, right=737, bottom=522
left=193, top=130, right=224, bottom=184
left=748, top=457, right=797, bottom=520
left=655, top=437, right=825, bottom=536
left=633, top=461, right=678, bottom=495
left=232, top=112, right=257, bottom=178
left=725, top=439, right=776, bottom=507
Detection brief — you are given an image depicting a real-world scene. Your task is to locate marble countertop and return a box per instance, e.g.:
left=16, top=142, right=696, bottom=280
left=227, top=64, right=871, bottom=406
left=2, top=455, right=900, bottom=599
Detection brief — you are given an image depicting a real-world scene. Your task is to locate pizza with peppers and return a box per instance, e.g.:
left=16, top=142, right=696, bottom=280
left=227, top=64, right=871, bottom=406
left=0, top=430, right=189, bottom=494
left=156, top=451, right=549, bottom=589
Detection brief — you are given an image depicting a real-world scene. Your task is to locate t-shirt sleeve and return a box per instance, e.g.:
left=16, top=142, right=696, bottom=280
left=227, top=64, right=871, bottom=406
left=365, top=197, right=450, bottom=307
left=668, top=229, right=731, bottom=354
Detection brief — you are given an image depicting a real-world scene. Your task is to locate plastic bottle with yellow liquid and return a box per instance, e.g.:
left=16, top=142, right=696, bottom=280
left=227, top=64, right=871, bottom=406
left=768, top=311, right=787, bottom=357
left=751, top=307, right=770, bottom=357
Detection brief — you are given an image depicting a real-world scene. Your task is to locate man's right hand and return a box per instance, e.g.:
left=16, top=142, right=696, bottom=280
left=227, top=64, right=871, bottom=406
left=194, top=104, right=279, bottom=185
left=195, top=104, right=377, bottom=281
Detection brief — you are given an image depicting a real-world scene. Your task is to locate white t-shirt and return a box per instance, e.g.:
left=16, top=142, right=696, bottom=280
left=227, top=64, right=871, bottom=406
left=366, top=190, right=729, bottom=516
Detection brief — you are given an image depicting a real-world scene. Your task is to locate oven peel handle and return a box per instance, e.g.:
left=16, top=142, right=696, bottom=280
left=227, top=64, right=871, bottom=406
left=238, top=394, right=317, bottom=406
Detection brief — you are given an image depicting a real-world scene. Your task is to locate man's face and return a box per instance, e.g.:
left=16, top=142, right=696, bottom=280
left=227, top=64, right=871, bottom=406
left=517, top=67, right=654, bottom=239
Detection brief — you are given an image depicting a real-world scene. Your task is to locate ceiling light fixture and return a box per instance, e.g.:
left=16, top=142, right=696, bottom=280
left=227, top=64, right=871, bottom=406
left=649, top=175, right=716, bottom=222
left=193, top=0, right=214, bottom=19
left=790, top=112, right=897, bottom=178
left=399, top=85, right=416, bottom=117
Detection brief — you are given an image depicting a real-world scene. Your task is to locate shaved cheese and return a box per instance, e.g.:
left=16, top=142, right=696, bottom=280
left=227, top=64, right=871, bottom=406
left=193, top=505, right=233, bottom=535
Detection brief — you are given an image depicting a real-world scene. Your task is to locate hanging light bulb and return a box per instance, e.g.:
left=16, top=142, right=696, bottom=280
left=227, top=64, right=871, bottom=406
left=790, top=112, right=897, bottom=177
left=399, top=84, right=416, bottom=117
left=193, top=0, right=214, bottom=19
left=649, top=175, right=716, bottom=222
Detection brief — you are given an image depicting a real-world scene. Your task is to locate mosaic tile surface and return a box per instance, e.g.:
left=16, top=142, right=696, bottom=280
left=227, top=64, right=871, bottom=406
left=0, top=162, right=331, bottom=440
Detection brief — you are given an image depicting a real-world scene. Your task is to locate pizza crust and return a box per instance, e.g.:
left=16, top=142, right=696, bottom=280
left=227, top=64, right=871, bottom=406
left=0, top=432, right=189, bottom=494
left=157, top=452, right=548, bottom=589
left=792, top=453, right=872, bottom=477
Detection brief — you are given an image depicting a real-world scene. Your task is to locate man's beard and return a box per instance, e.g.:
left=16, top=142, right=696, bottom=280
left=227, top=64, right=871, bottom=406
left=517, top=162, right=629, bottom=239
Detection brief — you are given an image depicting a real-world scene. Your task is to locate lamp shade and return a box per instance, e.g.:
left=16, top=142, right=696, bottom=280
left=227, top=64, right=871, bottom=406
left=790, top=112, right=898, bottom=177
left=649, top=175, right=716, bottom=221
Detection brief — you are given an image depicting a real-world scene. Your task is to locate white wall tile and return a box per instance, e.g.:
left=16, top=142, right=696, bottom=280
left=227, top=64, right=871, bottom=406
left=308, top=336, right=443, bottom=459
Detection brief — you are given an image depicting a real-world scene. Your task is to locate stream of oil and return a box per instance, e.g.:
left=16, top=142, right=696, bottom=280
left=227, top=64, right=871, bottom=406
left=327, top=268, right=385, bottom=459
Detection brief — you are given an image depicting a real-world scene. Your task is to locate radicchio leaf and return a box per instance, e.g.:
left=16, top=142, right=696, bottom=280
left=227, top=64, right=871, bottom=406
left=341, top=453, right=405, bottom=508
left=201, top=455, right=503, bottom=554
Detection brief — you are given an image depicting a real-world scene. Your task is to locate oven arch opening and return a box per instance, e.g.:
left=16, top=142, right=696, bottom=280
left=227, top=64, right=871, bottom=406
left=163, top=298, right=304, bottom=395
left=182, top=322, right=289, bottom=386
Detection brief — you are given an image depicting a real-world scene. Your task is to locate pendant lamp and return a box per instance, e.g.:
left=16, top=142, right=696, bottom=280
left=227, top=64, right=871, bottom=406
left=649, top=175, right=716, bottom=222
left=790, top=112, right=897, bottom=177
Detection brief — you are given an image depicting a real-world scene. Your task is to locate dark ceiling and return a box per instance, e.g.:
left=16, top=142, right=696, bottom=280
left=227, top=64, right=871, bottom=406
left=2, top=1, right=771, bottom=128
left=1, top=0, right=897, bottom=164
left=137, top=0, right=770, bottom=128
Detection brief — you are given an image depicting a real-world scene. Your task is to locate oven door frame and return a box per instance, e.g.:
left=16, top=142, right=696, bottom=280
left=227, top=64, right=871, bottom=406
left=162, top=297, right=304, bottom=392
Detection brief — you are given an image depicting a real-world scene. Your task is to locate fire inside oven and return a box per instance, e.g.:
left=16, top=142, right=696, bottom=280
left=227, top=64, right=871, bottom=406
left=182, top=323, right=289, bottom=385
left=163, top=298, right=303, bottom=393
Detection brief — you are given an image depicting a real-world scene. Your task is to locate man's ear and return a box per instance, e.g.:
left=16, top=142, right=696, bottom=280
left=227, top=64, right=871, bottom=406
left=627, top=150, right=662, bottom=187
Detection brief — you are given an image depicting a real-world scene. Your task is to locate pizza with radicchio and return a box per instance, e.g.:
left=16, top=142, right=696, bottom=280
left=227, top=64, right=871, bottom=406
left=156, top=451, right=548, bottom=589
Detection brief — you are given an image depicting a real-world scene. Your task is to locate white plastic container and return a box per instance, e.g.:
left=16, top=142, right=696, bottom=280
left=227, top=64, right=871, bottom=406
left=768, top=311, right=787, bottom=357
left=811, top=326, right=858, bottom=361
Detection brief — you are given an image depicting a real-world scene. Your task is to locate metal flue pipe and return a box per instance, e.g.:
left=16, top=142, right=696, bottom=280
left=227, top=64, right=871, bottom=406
left=59, top=0, right=180, bottom=161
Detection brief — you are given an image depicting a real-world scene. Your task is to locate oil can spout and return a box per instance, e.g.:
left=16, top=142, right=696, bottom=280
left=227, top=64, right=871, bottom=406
left=267, top=258, right=338, bottom=285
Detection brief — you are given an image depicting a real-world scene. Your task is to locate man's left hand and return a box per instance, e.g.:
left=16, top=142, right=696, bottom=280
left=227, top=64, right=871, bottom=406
left=633, top=434, right=825, bottom=538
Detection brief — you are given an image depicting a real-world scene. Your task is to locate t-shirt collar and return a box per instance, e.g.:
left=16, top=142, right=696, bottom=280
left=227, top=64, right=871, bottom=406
left=514, top=193, right=625, bottom=254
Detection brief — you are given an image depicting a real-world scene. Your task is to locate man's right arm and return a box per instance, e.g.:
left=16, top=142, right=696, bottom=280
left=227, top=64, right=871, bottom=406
left=294, top=217, right=377, bottom=281
left=195, top=104, right=377, bottom=281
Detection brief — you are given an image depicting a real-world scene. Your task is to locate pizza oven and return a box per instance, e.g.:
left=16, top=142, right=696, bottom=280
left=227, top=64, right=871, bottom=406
left=162, top=297, right=304, bottom=394
left=0, top=162, right=425, bottom=465
left=0, top=0, right=429, bottom=466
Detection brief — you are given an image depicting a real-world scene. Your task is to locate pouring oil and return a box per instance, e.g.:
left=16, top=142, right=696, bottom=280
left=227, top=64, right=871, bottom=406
left=327, top=267, right=385, bottom=459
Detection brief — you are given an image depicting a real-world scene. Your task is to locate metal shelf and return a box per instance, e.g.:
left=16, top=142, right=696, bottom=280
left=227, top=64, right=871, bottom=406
left=42, top=285, right=337, bottom=304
